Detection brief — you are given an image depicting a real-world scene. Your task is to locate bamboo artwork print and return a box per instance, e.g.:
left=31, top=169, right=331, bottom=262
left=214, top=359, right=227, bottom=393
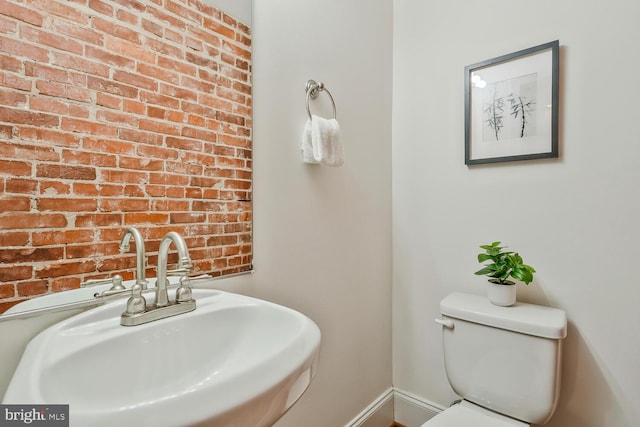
left=482, top=73, right=537, bottom=142
left=464, top=40, right=559, bottom=165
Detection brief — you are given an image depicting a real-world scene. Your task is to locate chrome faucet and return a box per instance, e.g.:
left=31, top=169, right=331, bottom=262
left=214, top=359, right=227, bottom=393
left=155, top=231, right=193, bottom=307
left=120, top=232, right=195, bottom=326
left=119, top=227, right=148, bottom=290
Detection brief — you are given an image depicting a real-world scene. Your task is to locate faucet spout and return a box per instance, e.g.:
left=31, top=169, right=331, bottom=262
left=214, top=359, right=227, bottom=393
left=119, top=227, right=148, bottom=289
left=156, top=232, right=192, bottom=308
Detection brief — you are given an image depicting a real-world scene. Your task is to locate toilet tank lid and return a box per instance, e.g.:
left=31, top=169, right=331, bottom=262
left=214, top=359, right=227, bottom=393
left=440, top=292, right=567, bottom=339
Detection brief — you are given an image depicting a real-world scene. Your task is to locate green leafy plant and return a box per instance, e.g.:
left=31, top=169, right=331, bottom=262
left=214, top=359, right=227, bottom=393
left=475, top=241, right=536, bottom=285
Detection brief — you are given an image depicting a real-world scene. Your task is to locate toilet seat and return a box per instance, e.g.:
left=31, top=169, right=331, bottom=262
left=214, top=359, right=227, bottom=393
left=421, top=401, right=529, bottom=427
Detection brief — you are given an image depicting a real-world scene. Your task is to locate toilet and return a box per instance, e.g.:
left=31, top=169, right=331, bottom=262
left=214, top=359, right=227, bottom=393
left=425, top=292, right=567, bottom=426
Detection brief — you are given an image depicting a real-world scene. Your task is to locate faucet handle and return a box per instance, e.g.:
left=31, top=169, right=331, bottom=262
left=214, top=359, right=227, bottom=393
left=124, top=284, right=147, bottom=316
left=82, top=274, right=124, bottom=290
left=166, top=267, right=191, bottom=277
left=175, top=276, right=193, bottom=303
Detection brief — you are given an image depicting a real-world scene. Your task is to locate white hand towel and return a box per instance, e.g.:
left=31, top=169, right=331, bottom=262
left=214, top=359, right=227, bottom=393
left=301, top=119, right=319, bottom=164
left=310, top=114, right=344, bottom=167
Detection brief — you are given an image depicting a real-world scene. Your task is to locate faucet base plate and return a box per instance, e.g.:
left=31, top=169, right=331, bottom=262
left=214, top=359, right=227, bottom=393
left=120, top=300, right=196, bottom=326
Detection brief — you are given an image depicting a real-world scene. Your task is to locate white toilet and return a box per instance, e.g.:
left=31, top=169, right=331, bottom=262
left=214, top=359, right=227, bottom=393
left=425, top=292, right=567, bottom=426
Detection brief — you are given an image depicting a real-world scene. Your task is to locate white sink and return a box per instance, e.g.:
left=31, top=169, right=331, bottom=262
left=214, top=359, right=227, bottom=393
left=3, top=289, right=321, bottom=427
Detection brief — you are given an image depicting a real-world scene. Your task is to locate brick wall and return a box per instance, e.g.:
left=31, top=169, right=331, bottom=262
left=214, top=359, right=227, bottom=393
left=0, top=0, right=252, bottom=313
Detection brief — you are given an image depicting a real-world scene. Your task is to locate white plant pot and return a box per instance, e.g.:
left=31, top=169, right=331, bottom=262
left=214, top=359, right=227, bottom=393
left=487, top=281, right=516, bottom=306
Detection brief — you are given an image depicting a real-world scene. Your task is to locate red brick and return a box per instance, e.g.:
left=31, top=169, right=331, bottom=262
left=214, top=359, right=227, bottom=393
left=49, top=18, right=104, bottom=45
left=0, top=0, right=44, bottom=26
left=93, top=16, right=140, bottom=43
left=66, top=242, right=119, bottom=259
left=38, top=198, right=98, bottom=212
left=0, top=35, right=48, bottom=61
left=139, top=91, right=180, bottom=109
left=0, top=265, right=32, bottom=281
left=146, top=5, right=186, bottom=31
left=61, top=117, right=118, bottom=137
left=40, top=180, right=70, bottom=195
left=0, top=89, right=27, bottom=107
left=30, top=0, right=88, bottom=24
left=0, top=196, right=30, bottom=211
left=0, top=160, right=31, bottom=176
left=20, top=26, right=83, bottom=55
left=35, top=80, right=91, bottom=102
left=119, top=156, right=163, bottom=171
left=98, top=184, right=124, bottom=197
left=0, top=247, right=64, bottom=263
left=0, top=212, right=67, bottom=229
left=101, top=169, right=148, bottom=184
left=3, top=179, right=38, bottom=196
left=75, top=213, right=121, bottom=227
left=96, top=92, right=122, bottom=109
left=83, top=137, right=135, bottom=155
left=0, top=106, right=59, bottom=127
left=0, top=231, right=29, bottom=246
left=136, top=143, right=179, bottom=160
left=50, top=277, right=81, bottom=292
left=0, top=139, right=60, bottom=161
left=17, top=128, right=81, bottom=148
left=87, top=75, right=138, bottom=98
left=89, top=0, right=114, bottom=16
left=73, top=183, right=99, bottom=196
left=0, top=124, right=12, bottom=138
left=96, top=110, right=139, bottom=127
left=35, top=260, right=96, bottom=278
left=116, top=9, right=138, bottom=25
left=32, top=229, right=95, bottom=246
left=170, top=212, right=205, bottom=224
left=29, top=96, right=90, bottom=118
left=101, top=198, right=149, bottom=212
left=157, top=55, right=196, bottom=76
left=36, top=164, right=96, bottom=180
left=51, top=51, right=110, bottom=78
left=165, top=186, right=185, bottom=198
left=123, top=185, right=144, bottom=197
left=185, top=187, right=202, bottom=198
left=124, top=212, right=169, bottom=225
left=62, top=149, right=117, bottom=167
left=0, top=283, right=14, bottom=299
left=16, top=280, right=48, bottom=297
left=137, top=63, right=179, bottom=85
left=139, top=119, right=181, bottom=136
left=145, top=185, right=166, bottom=197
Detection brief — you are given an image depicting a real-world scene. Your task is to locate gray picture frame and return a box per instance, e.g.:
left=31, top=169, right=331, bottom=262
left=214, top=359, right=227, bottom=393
left=465, top=40, right=559, bottom=165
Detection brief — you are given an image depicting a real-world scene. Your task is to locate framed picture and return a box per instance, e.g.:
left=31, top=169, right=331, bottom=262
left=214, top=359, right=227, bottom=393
left=464, top=40, right=559, bottom=165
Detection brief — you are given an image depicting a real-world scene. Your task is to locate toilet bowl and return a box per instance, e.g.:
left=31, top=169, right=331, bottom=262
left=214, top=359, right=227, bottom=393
left=422, top=400, right=528, bottom=426
left=429, top=292, right=567, bottom=426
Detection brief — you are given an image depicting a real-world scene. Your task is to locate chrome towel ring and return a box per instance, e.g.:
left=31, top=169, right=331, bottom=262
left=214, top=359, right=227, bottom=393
left=305, top=79, right=336, bottom=120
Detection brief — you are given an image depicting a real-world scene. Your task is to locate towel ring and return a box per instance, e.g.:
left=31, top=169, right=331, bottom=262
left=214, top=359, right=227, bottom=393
left=305, top=79, right=336, bottom=120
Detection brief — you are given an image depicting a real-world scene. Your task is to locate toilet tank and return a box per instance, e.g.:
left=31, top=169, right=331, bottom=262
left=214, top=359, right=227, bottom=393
left=438, top=293, right=567, bottom=425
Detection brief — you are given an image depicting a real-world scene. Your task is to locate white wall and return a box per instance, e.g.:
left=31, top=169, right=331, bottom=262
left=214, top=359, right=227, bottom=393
left=249, top=0, right=394, bottom=425
left=393, top=1, right=640, bottom=426
left=0, top=2, right=393, bottom=425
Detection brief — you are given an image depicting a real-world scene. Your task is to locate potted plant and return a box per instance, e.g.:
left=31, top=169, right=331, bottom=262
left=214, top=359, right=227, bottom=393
left=475, top=241, right=536, bottom=306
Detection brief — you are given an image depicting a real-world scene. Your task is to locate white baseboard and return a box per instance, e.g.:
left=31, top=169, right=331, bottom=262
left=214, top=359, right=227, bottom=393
left=393, top=388, right=443, bottom=427
left=344, top=388, right=444, bottom=427
left=344, top=387, right=394, bottom=427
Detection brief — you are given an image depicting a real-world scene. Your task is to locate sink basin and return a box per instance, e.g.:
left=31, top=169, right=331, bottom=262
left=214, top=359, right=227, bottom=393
left=3, top=289, right=321, bottom=427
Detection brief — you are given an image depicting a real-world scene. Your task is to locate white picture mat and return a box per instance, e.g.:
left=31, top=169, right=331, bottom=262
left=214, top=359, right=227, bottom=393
left=469, top=49, right=553, bottom=161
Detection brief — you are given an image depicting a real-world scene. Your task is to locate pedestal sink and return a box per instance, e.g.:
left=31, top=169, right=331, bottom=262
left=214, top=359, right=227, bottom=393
left=3, top=289, right=321, bottom=427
